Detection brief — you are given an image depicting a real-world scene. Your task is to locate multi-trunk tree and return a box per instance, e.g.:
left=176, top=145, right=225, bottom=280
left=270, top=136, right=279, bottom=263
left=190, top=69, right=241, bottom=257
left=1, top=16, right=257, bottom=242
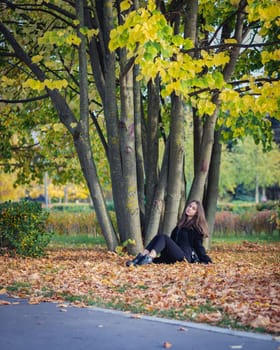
left=0, top=0, right=279, bottom=251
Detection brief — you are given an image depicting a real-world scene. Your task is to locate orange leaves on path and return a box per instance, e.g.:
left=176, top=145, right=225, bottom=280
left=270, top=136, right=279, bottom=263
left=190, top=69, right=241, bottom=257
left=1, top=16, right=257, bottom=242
left=0, top=242, right=279, bottom=334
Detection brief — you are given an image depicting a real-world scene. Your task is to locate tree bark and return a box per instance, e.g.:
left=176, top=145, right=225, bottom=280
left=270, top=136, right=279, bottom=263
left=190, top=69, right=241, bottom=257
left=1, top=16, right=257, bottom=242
left=144, top=138, right=170, bottom=245
left=119, top=50, right=143, bottom=252
left=134, top=65, right=145, bottom=232
left=188, top=105, right=220, bottom=202
left=75, top=0, right=118, bottom=250
left=162, top=94, right=185, bottom=234
left=99, top=0, right=129, bottom=243
left=204, top=130, right=222, bottom=248
left=145, top=78, right=160, bottom=229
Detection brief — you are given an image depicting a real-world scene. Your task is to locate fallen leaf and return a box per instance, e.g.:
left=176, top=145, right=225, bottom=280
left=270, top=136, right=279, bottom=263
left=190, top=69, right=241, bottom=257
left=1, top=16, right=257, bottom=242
left=28, top=300, right=40, bottom=305
left=163, top=341, right=172, bottom=348
left=57, top=303, right=69, bottom=308
left=250, top=315, right=270, bottom=329
left=59, top=308, right=67, bottom=312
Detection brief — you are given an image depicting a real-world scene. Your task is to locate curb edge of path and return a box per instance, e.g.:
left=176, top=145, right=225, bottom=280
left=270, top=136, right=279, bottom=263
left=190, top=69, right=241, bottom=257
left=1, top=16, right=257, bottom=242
left=89, top=305, right=279, bottom=343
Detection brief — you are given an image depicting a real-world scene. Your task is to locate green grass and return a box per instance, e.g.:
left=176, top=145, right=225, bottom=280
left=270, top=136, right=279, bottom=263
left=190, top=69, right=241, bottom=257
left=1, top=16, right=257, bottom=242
left=48, top=232, right=279, bottom=249
left=212, top=231, right=280, bottom=244
left=6, top=282, right=32, bottom=293
left=49, top=233, right=106, bottom=248
left=53, top=291, right=256, bottom=333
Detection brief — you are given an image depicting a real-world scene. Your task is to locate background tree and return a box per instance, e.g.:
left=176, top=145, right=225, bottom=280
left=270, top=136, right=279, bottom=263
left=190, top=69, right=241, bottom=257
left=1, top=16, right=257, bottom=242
left=220, top=137, right=280, bottom=202
left=0, top=172, right=25, bottom=201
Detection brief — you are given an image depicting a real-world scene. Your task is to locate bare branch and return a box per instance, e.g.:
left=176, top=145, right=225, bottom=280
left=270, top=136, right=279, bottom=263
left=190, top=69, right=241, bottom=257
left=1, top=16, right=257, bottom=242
left=0, top=94, right=49, bottom=104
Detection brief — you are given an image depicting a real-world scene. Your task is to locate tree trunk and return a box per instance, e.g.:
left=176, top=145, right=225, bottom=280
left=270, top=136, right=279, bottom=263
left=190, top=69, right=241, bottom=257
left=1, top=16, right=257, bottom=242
left=100, top=0, right=129, bottom=243
left=162, top=95, right=185, bottom=234
left=204, top=130, right=222, bottom=248
left=134, top=65, right=145, bottom=231
left=255, top=175, right=259, bottom=203
left=261, top=187, right=267, bottom=202
left=145, top=78, right=160, bottom=229
left=188, top=106, right=220, bottom=202
left=75, top=0, right=118, bottom=250
left=119, top=51, right=143, bottom=252
left=179, top=159, right=187, bottom=217
left=144, top=138, right=169, bottom=245
left=193, top=108, right=203, bottom=177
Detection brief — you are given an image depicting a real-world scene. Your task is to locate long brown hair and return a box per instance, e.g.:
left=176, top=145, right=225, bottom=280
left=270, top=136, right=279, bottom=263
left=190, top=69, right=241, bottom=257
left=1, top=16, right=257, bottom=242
left=177, top=200, right=209, bottom=238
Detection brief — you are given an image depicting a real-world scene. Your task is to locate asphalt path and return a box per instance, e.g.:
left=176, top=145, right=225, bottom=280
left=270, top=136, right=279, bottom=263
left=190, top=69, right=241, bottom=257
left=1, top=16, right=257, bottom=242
left=0, top=295, right=278, bottom=350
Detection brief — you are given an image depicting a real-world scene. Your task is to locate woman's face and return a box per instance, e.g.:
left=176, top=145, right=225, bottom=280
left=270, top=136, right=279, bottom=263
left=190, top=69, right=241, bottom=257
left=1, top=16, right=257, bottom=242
left=185, top=202, right=198, bottom=218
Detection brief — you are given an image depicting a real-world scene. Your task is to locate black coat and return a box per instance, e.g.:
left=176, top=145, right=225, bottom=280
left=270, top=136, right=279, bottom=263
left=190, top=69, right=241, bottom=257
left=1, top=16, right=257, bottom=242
left=171, top=226, right=212, bottom=264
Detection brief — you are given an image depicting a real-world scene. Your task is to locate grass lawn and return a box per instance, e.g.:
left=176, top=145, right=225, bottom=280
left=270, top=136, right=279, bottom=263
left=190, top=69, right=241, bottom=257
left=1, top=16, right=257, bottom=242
left=49, top=231, right=280, bottom=248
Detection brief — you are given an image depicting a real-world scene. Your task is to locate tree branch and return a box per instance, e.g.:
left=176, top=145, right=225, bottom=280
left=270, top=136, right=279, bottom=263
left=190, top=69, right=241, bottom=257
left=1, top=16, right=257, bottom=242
left=183, top=41, right=280, bottom=55
left=188, top=77, right=278, bottom=97
left=90, top=111, right=108, bottom=157
left=0, top=95, right=49, bottom=104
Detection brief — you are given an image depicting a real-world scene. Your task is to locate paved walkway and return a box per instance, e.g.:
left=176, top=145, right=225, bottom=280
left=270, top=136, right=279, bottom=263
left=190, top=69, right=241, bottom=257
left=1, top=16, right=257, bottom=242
left=0, top=295, right=278, bottom=350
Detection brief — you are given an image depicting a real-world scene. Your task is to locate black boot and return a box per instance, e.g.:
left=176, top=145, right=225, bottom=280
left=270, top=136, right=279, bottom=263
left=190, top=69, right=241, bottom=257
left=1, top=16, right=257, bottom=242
left=126, top=253, right=144, bottom=267
left=137, top=254, right=153, bottom=266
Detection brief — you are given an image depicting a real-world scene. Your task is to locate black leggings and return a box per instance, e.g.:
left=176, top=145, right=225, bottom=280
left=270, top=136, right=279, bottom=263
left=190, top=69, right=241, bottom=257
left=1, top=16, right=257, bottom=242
left=145, top=234, right=186, bottom=264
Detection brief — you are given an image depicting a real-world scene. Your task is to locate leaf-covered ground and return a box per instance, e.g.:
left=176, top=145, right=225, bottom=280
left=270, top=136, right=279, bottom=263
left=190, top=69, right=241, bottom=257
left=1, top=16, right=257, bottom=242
left=0, top=241, right=279, bottom=334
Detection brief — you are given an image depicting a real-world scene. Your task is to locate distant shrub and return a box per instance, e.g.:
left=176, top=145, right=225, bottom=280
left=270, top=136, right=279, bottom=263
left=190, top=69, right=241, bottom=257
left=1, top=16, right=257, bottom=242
left=0, top=200, right=51, bottom=257
left=47, top=212, right=98, bottom=235
left=51, top=204, right=94, bottom=213
left=214, top=209, right=277, bottom=236
left=256, top=200, right=279, bottom=211
left=214, top=211, right=239, bottom=234
left=51, top=201, right=115, bottom=213
left=217, top=202, right=256, bottom=214
left=46, top=211, right=116, bottom=236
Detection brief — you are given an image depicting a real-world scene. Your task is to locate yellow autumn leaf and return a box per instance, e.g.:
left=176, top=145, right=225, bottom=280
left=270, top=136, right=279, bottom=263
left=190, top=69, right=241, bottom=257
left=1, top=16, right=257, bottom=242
left=230, top=0, right=240, bottom=7
left=212, top=52, right=230, bottom=67
left=147, top=0, right=156, bottom=12
left=87, top=28, right=99, bottom=39
left=224, top=38, right=237, bottom=44
left=261, top=49, right=280, bottom=64
left=22, top=78, right=45, bottom=91
left=162, top=341, right=172, bottom=348
left=65, top=34, right=81, bottom=46
left=44, top=79, right=68, bottom=90
left=44, top=61, right=56, bottom=70
left=240, top=94, right=254, bottom=112
left=220, top=89, right=239, bottom=103
left=32, top=55, right=44, bottom=63
left=52, top=123, right=64, bottom=132
left=197, top=99, right=216, bottom=116
left=1, top=76, right=16, bottom=86
left=120, top=0, right=132, bottom=12
left=258, top=5, right=280, bottom=22
left=225, top=118, right=232, bottom=128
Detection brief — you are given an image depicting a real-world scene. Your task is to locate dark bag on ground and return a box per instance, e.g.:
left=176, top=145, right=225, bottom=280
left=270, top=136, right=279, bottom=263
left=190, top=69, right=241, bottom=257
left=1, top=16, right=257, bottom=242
left=191, top=250, right=200, bottom=263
